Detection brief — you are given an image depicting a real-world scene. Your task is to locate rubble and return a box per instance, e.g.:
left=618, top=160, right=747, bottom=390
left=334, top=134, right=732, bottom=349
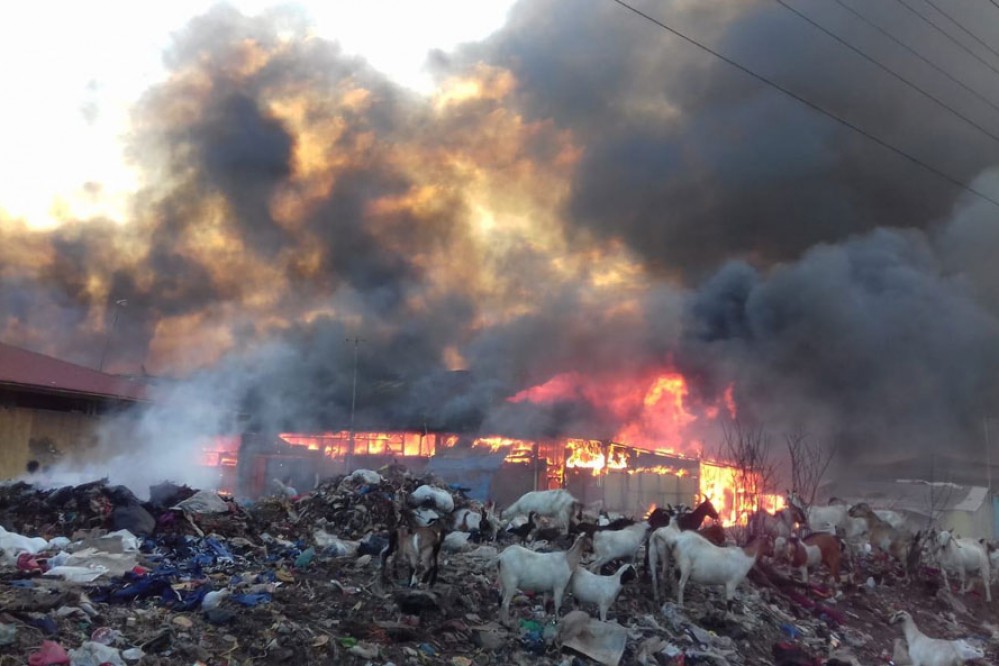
left=0, top=469, right=996, bottom=665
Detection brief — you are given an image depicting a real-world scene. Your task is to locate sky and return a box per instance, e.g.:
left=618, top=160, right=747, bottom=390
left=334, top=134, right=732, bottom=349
left=0, top=0, right=516, bottom=230
left=4, top=0, right=999, bottom=471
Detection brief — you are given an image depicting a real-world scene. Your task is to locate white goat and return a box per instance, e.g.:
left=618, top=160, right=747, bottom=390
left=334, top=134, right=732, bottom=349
left=875, top=509, right=909, bottom=531
left=786, top=491, right=849, bottom=535
left=453, top=508, right=481, bottom=531
left=889, top=610, right=984, bottom=665
left=807, top=504, right=849, bottom=534
left=502, top=489, right=578, bottom=533
left=408, top=485, right=455, bottom=514
left=671, top=530, right=770, bottom=609
left=497, top=534, right=588, bottom=623
left=773, top=535, right=788, bottom=563
left=934, top=530, right=991, bottom=602
left=648, top=522, right=683, bottom=603
left=569, top=563, right=637, bottom=621
left=588, top=521, right=649, bottom=571
left=441, top=531, right=472, bottom=552
left=843, top=515, right=870, bottom=541
left=788, top=537, right=822, bottom=584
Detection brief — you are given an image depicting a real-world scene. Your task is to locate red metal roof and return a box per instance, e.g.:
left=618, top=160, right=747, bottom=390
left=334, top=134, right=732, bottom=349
left=0, top=342, right=148, bottom=402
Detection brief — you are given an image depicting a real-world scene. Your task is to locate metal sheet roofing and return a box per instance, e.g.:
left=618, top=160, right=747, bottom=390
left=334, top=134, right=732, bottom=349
left=0, top=342, right=147, bottom=402
left=821, top=478, right=988, bottom=516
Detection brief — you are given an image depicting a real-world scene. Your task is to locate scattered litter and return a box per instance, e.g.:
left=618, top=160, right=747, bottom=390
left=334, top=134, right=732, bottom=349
left=173, top=489, right=230, bottom=514
left=67, top=641, right=126, bottom=666
left=0, top=472, right=996, bottom=665
left=557, top=611, right=628, bottom=666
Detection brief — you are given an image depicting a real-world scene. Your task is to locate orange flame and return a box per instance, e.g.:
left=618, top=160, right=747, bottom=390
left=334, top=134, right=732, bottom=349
left=628, top=465, right=689, bottom=477
left=197, top=435, right=240, bottom=467
left=472, top=436, right=524, bottom=453
left=471, top=436, right=538, bottom=464
left=699, top=461, right=784, bottom=526
left=509, top=368, right=734, bottom=455
left=279, top=431, right=438, bottom=458
left=564, top=439, right=627, bottom=476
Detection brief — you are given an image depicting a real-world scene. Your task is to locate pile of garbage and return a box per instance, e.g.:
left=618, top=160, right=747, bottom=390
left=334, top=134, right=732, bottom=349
left=1, top=467, right=997, bottom=665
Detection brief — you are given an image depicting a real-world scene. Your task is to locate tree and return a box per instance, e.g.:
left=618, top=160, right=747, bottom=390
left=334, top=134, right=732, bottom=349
left=785, top=430, right=836, bottom=512
left=718, top=420, right=778, bottom=522
left=924, top=453, right=956, bottom=529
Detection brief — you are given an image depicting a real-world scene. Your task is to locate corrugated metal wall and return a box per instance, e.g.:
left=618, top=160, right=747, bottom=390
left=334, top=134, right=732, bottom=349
left=567, top=467, right=699, bottom=516
left=0, top=406, right=100, bottom=479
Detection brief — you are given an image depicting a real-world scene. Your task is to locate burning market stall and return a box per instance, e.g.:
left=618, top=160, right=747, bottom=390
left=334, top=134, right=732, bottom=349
left=203, top=427, right=781, bottom=523
left=563, top=440, right=700, bottom=517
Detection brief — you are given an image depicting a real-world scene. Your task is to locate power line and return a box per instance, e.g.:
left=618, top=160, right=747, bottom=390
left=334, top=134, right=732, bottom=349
left=894, top=0, right=999, bottom=80
left=607, top=0, right=999, bottom=210
left=991, top=0, right=999, bottom=13
left=923, top=0, right=999, bottom=63
left=832, top=0, right=999, bottom=116
left=774, top=0, right=999, bottom=145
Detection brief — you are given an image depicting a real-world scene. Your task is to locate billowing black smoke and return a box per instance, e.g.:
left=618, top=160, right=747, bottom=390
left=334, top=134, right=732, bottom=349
left=4, top=0, right=999, bottom=469
left=459, top=0, right=999, bottom=279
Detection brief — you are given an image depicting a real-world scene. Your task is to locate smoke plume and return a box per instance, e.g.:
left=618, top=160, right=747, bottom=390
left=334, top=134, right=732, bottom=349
left=4, top=0, right=999, bottom=478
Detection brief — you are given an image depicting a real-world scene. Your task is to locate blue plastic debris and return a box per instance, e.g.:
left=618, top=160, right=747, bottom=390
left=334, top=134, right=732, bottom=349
left=27, top=615, right=58, bottom=636
left=204, top=608, right=237, bottom=625
left=232, top=593, right=271, bottom=607
left=358, top=533, right=389, bottom=556
left=255, top=571, right=278, bottom=583
left=173, top=585, right=211, bottom=612
left=520, top=630, right=545, bottom=655
left=780, top=623, right=800, bottom=639
left=294, top=547, right=315, bottom=569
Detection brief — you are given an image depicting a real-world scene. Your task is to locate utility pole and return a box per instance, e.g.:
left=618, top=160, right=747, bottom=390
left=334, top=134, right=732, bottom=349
left=98, top=299, right=128, bottom=372
left=345, top=337, right=364, bottom=473
left=985, top=416, right=993, bottom=497
left=984, top=417, right=995, bottom=539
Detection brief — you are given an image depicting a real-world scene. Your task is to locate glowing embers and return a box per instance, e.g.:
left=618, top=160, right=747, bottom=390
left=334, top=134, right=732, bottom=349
left=564, top=439, right=627, bottom=476
left=198, top=435, right=240, bottom=467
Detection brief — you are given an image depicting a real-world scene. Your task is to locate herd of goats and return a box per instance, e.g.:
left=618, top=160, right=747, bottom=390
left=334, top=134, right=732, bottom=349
left=378, top=485, right=991, bottom=665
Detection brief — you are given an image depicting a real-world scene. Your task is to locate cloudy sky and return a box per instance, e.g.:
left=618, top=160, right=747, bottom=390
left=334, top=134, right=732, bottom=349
left=3, top=0, right=999, bottom=462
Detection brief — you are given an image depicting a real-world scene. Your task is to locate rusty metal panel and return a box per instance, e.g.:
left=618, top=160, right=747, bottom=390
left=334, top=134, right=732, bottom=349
left=565, top=469, right=602, bottom=509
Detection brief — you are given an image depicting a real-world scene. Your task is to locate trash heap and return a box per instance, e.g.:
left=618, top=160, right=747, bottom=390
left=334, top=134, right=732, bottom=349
left=1, top=468, right=997, bottom=665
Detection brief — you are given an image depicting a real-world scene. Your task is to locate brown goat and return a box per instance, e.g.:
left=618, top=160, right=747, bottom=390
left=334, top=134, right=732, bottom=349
left=381, top=515, right=447, bottom=587
left=696, top=523, right=727, bottom=546
left=788, top=533, right=844, bottom=591
left=847, top=502, right=909, bottom=566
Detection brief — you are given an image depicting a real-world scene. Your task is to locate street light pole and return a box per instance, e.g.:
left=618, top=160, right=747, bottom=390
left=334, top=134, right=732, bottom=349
left=98, top=299, right=128, bottom=372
